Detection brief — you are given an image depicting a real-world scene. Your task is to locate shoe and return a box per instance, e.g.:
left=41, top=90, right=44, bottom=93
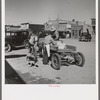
left=35, top=65, right=38, bottom=67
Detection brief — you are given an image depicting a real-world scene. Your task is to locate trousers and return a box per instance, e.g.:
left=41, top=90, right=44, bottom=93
left=43, top=44, right=50, bottom=64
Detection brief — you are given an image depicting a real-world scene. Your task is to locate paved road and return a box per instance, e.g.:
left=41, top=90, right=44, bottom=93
left=5, top=39, right=96, bottom=84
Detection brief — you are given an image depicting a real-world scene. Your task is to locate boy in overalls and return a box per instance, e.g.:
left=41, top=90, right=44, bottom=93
left=27, top=32, right=38, bottom=66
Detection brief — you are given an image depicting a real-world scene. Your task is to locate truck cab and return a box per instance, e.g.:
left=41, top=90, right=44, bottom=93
left=79, top=29, right=92, bottom=42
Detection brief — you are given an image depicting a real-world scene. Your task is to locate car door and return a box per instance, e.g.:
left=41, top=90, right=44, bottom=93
left=16, top=32, right=24, bottom=45
left=10, top=32, right=23, bottom=46
left=21, top=31, right=29, bottom=44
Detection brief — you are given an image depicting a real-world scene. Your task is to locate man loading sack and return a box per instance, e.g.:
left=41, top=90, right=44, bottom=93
left=42, top=27, right=57, bottom=64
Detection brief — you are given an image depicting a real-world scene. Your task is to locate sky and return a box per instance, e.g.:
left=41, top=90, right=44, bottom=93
left=5, top=0, right=95, bottom=25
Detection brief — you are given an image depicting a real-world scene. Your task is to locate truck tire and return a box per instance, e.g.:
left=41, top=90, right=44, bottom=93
left=75, top=52, right=85, bottom=67
left=51, top=53, right=61, bottom=70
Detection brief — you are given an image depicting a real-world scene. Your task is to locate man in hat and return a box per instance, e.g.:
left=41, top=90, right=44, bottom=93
left=50, top=26, right=59, bottom=40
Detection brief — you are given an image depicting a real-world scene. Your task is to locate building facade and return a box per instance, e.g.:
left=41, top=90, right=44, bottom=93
left=21, top=23, right=44, bottom=32
left=71, top=24, right=83, bottom=38
left=91, top=18, right=96, bottom=34
left=5, top=25, right=21, bottom=31
left=44, top=18, right=84, bottom=38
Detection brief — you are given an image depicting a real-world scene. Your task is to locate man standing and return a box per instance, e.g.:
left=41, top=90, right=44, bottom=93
left=42, top=31, right=56, bottom=64
left=27, top=31, right=38, bottom=66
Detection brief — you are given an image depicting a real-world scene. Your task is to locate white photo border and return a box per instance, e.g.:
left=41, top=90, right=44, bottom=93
left=2, top=0, right=99, bottom=100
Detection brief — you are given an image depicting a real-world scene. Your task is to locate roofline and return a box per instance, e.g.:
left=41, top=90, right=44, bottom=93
left=5, top=29, right=29, bottom=32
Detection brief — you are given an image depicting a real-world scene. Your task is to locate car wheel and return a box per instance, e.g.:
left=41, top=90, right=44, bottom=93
left=51, top=53, right=61, bottom=70
left=75, top=52, right=85, bottom=67
left=5, top=43, right=12, bottom=52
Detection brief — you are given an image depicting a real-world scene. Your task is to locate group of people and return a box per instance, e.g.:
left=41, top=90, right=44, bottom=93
left=27, top=26, right=59, bottom=66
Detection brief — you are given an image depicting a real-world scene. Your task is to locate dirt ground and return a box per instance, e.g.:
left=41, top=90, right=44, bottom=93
left=5, top=39, right=96, bottom=84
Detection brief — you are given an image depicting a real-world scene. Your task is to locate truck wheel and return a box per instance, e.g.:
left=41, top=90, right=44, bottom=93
left=5, top=43, right=12, bottom=52
left=75, top=52, right=85, bottom=67
left=51, top=53, right=61, bottom=70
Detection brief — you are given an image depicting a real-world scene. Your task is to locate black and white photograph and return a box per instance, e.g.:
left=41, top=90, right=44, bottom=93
left=4, top=0, right=96, bottom=84
left=2, top=0, right=99, bottom=100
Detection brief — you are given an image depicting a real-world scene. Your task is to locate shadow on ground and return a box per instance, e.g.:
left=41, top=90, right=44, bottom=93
left=13, top=47, right=25, bottom=50
left=5, top=60, right=58, bottom=84
left=17, top=70, right=58, bottom=84
left=5, top=60, right=26, bottom=84
left=5, top=54, right=26, bottom=59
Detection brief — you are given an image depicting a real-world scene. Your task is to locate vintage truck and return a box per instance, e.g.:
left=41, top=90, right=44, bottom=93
left=79, top=29, right=92, bottom=42
left=27, top=40, right=85, bottom=70
left=49, top=41, right=85, bottom=70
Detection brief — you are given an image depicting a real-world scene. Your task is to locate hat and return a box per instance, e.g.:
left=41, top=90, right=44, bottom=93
left=50, top=26, right=56, bottom=32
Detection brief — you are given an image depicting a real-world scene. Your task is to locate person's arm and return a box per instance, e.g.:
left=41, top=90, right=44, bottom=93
left=55, top=31, right=59, bottom=40
left=50, top=37, right=56, bottom=45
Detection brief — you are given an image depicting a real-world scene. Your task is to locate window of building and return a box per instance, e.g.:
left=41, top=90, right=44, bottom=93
left=79, top=30, right=81, bottom=36
left=75, top=30, right=78, bottom=37
left=75, top=30, right=77, bottom=33
left=72, top=30, right=74, bottom=36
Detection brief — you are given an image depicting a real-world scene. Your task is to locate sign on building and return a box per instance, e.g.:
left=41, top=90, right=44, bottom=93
left=66, top=24, right=71, bottom=29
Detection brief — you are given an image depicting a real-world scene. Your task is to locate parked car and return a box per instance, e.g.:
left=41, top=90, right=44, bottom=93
left=79, top=32, right=92, bottom=42
left=5, top=30, right=29, bottom=52
left=59, top=32, right=66, bottom=38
